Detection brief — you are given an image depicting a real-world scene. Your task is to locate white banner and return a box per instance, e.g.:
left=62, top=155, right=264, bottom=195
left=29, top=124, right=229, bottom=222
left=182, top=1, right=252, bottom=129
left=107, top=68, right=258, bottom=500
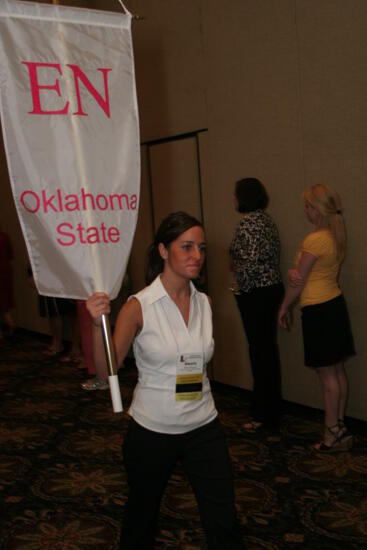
left=0, top=0, right=140, bottom=300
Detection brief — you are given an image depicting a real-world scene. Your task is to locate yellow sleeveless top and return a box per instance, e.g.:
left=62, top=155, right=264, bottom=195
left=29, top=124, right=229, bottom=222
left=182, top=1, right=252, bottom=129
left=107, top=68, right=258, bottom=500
left=297, top=229, right=341, bottom=308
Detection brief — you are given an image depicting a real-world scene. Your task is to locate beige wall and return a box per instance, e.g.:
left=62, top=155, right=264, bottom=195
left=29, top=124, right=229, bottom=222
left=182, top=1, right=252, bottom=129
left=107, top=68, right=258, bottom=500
left=1, top=0, right=366, bottom=419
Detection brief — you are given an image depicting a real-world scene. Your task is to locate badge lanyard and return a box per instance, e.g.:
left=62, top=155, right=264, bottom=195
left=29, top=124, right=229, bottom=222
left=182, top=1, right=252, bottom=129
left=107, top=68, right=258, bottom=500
left=161, top=293, right=204, bottom=402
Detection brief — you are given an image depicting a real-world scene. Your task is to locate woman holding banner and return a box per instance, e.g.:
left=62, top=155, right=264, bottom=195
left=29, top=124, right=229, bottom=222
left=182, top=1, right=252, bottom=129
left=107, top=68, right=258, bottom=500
left=87, top=211, right=245, bottom=549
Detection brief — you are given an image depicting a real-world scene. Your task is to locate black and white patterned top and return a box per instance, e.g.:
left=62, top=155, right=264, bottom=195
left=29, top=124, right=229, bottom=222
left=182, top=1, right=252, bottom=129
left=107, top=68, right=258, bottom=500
left=229, top=210, right=282, bottom=293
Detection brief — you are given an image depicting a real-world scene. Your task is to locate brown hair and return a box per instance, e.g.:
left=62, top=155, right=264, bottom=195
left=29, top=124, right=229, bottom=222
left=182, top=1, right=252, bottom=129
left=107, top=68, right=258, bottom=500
left=235, top=178, right=268, bottom=213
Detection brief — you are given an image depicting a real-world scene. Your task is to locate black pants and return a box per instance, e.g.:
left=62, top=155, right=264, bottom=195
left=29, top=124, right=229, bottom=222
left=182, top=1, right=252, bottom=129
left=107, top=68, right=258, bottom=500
left=235, top=282, right=284, bottom=426
left=121, top=417, right=245, bottom=549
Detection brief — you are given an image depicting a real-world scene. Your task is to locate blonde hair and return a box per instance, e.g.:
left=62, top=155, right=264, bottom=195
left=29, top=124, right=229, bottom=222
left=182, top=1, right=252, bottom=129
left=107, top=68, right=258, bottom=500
left=303, top=184, right=346, bottom=261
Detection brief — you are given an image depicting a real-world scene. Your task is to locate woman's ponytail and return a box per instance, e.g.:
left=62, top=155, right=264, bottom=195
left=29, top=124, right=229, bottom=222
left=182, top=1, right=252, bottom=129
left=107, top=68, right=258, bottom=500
left=303, top=184, right=346, bottom=261
left=145, top=242, right=164, bottom=285
left=330, top=210, right=346, bottom=262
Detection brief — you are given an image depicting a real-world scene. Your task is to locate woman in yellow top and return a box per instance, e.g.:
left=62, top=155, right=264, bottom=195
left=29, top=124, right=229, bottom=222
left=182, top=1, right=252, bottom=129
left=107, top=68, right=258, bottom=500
left=278, top=184, right=355, bottom=451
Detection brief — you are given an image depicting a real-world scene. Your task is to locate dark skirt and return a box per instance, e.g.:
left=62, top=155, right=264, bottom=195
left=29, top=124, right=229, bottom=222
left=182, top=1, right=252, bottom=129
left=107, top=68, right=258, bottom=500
left=301, top=294, right=355, bottom=368
left=38, top=296, right=76, bottom=318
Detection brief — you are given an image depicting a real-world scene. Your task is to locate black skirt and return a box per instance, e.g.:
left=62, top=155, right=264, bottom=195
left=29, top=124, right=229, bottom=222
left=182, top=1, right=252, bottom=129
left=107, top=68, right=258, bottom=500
left=38, top=296, right=76, bottom=318
left=301, top=294, right=355, bottom=368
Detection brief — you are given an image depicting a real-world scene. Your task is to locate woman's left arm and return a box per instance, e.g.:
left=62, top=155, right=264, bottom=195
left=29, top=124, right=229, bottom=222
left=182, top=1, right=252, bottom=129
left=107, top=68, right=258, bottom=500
left=278, top=251, right=317, bottom=330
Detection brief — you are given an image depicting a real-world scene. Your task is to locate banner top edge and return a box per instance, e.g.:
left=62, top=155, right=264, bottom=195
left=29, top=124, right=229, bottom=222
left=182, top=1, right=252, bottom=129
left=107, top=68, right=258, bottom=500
left=0, top=0, right=132, bottom=28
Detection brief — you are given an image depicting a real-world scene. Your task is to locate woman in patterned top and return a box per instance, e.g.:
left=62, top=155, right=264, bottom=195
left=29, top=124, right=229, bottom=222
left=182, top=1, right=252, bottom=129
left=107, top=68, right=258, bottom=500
left=229, top=178, right=284, bottom=432
left=278, top=184, right=355, bottom=451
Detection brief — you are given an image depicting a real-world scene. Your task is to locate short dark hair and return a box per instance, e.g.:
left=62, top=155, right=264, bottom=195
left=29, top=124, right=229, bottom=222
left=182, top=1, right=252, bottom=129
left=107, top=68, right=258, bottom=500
left=235, top=178, right=268, bottom=213
left=145, top=211, right=203, bottom=284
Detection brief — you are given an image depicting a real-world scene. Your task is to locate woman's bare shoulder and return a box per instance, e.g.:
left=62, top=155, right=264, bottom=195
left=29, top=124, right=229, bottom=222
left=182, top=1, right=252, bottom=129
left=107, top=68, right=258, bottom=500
left=116, top=296, right=143, bottom=329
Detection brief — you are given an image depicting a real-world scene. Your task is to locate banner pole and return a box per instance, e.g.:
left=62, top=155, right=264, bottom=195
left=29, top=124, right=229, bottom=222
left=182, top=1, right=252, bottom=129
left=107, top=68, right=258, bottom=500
left=101, top=314, right=123, bottom=413
left=51, top=0, right=123, bottom=413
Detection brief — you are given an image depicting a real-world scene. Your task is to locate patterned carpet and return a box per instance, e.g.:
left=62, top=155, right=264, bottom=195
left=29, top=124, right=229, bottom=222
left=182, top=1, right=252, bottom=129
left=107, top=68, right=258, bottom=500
left=0, top=330, right=367, bottom=549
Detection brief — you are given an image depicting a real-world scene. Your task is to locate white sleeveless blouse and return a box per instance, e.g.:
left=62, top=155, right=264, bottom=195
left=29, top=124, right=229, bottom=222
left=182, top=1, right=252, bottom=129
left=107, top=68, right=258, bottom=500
left=128, top=276, right=217, bottom=434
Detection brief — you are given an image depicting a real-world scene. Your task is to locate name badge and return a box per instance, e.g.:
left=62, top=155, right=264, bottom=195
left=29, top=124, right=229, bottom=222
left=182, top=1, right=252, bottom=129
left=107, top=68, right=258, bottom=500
left=176, top=353, right=203, bottom=401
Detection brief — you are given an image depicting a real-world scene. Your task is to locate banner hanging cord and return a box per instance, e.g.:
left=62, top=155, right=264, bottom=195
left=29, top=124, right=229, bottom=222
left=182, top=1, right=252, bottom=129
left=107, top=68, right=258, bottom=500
left=116, top=0, right=145, bottom=20
left=117, top=0, right=131, bottom=16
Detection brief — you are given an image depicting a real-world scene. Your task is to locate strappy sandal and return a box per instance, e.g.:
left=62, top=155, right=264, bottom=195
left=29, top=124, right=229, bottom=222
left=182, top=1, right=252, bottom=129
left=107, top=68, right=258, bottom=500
left=81, top=377, right=109, bottom=391
left=313, top=424, right=353, bottom=452
left=241, top=419, right=263, bottom=433
left=338, top=419, right=348, bottom=438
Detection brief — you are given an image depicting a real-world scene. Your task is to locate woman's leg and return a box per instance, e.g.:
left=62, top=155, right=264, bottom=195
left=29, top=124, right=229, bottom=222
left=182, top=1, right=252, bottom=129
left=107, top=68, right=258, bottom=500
left=335, top=362, right=349, bottom=421
left=316, top=365, right=340, bottom=429
left=316, top=363, right=349, bottom=446
left=182, top=419, right=245, bottom=549
left=77, top=301, right=95, bottom=374
left=3, top=311, right=15, bottom=336
left=235, top=284, right=283, bottom=426
left=121, top=420, right=178, bottom=549
left=49, top=315, right=63, bottom=352
left=69, top=314, right=81, bottom=356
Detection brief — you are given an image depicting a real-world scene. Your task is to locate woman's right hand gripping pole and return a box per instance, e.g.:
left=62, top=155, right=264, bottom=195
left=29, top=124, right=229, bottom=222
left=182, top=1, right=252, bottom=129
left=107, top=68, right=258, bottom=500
left=86, top=292, right=111, bottom=327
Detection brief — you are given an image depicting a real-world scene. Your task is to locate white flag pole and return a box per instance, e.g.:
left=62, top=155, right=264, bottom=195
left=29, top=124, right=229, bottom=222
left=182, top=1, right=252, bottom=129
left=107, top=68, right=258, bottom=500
left=51, top=0, right=123, bottom=412
left=102, top=314, right=123, bottom=412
